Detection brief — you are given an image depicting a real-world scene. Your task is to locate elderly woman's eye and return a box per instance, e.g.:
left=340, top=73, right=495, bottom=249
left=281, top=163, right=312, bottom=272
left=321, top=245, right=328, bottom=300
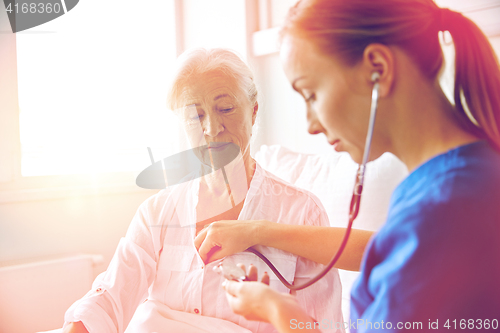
left=220, top=107, right=234, bottom=113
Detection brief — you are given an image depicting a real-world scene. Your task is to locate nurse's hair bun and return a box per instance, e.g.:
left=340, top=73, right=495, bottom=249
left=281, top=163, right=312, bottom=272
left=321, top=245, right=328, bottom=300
left=281, top=0, right=500, bottom=151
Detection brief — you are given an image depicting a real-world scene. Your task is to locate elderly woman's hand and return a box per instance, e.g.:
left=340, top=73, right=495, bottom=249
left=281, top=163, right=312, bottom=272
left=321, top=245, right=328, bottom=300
left=194, top=220, right=265, bottom=264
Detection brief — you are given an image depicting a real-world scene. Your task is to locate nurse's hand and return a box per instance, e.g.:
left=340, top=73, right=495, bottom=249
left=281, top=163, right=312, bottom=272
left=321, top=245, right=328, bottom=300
left=224, top=279, right=280, bottom=322
left=194, top=220, right=263, bottom=263
left=223, top=263, right=274, bottom=322
left=224, top=266, right=318, bottom=332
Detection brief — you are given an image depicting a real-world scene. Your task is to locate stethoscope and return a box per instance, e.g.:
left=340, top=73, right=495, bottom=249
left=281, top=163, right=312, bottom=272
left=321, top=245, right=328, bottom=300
left=216, top=72, right=381, bottom=290
left=137, top=72, right=380, bottom=290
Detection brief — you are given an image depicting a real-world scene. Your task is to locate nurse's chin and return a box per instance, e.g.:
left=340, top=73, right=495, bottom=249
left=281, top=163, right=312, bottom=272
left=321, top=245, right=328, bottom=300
left=335, top=143, right=372, bottom=165
left=352, top=150, right=385, bottom=165
left=331, top=140, right=352, bottom=157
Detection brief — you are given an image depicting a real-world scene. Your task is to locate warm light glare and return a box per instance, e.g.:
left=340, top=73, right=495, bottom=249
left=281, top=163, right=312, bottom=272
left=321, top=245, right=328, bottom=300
left=17, top=0, right=178, bottom=176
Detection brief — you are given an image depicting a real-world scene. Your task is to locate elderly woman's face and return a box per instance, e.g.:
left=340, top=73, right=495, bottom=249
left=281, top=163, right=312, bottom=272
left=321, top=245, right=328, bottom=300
left=178, top=72, right=257, bottom=156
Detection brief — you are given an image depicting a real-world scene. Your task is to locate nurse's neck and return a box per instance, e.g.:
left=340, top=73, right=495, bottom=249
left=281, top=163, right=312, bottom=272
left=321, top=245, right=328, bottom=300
left=383, top=51, right=479, bottom=172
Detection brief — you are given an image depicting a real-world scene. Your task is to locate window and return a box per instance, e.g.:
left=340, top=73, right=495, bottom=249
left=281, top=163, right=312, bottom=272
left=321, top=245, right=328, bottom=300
left=16, top=0, right=178, bottom=177
left=0, top=0, right=252, bottom=200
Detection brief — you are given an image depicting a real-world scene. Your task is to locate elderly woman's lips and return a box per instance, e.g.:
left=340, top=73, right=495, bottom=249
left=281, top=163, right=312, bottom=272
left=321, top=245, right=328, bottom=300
left=135, top=143, right=241, bottom=189
left=202, top=142, right=240, bottom=169
left=207, top=142, right=230, bottom=149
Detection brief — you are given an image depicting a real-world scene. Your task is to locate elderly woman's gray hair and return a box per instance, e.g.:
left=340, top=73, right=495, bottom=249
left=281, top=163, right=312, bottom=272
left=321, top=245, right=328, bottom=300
left=167, top=48, right=258, bottom=111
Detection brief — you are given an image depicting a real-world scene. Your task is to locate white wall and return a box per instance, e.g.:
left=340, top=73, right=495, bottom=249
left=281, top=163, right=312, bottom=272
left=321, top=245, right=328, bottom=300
left=0, top=190, right=157, bottom=277
left=251, top=53, right=333, bottom=155
left=182, top=0, right=247, bottom=57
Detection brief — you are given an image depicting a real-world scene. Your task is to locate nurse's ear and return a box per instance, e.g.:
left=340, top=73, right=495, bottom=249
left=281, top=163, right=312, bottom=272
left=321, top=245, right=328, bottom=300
left=361, top=43, right=395, bottom=98
left=251, top=101, right=259, bottom=126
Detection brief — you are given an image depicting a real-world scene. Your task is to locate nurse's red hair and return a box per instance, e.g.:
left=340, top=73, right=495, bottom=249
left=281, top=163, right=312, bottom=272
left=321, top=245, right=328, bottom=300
left=282, top=0, right=500, bottom=151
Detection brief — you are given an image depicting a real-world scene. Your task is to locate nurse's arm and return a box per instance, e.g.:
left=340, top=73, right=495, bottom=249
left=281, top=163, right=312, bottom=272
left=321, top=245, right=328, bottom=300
left=195, top=220, right=373, bottom=271
left=257, top=221, right=372, bottom=271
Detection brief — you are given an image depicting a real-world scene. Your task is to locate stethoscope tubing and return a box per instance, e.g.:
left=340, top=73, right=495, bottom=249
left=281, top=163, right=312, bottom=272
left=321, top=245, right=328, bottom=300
left=245, top=76, right=380, bottom=290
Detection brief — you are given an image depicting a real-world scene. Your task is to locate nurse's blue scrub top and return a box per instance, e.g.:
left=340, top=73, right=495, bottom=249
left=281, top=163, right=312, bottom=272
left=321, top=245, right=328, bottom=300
left=350, top=141, right=500, bottom=332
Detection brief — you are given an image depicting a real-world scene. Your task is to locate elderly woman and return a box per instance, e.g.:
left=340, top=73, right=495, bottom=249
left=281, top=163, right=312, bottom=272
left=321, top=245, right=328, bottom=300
left=62, top=48, right=346, bottom=333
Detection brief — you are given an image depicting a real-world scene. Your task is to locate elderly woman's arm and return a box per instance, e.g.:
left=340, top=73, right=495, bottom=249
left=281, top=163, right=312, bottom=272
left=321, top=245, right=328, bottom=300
left=194, top=220, right=373, bottom=271
left=62, top=198, right=160, bottom=332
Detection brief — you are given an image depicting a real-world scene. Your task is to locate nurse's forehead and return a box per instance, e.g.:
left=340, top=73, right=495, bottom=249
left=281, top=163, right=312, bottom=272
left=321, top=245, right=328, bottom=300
left=279, top=35, right=313, bottom=80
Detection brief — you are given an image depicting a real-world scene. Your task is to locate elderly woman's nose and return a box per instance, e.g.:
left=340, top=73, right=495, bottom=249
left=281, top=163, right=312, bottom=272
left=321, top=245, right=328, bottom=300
left=306, top=108, right=324, bottom=135
left=203, top=113, right=224, bottom=137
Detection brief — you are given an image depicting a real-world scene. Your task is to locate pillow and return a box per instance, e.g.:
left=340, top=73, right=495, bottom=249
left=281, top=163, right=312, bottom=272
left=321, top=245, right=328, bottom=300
left=255, top=145, right=408, bottom=231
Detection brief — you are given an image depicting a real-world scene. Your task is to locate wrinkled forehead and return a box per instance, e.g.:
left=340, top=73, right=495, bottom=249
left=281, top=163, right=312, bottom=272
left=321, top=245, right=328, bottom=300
left=177, top=71, right=244, bottom=106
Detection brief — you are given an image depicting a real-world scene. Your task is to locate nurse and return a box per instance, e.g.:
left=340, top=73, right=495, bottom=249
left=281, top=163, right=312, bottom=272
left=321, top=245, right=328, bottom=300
left=195, top=0, right=500, bottom=331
